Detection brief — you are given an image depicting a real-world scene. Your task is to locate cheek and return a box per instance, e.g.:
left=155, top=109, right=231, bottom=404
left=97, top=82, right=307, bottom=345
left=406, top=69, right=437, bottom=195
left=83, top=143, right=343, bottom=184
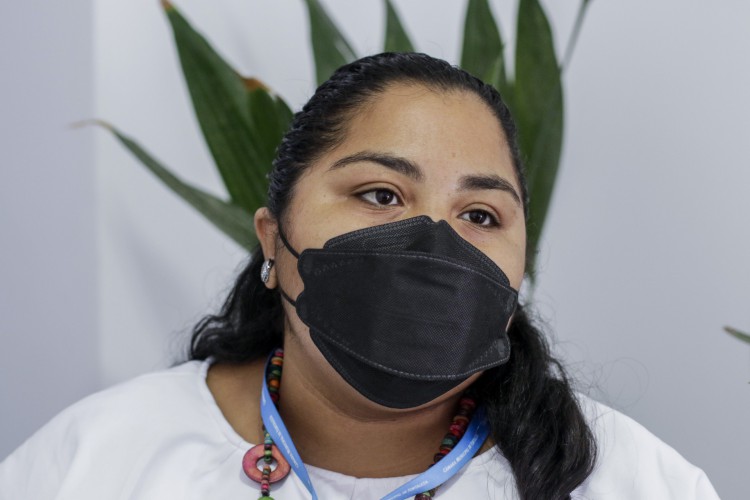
left=493, top=235, right=526, bottom=291
left=498, top=258, right=524, bottom=291
left=507, top=261, right=525, bottom=291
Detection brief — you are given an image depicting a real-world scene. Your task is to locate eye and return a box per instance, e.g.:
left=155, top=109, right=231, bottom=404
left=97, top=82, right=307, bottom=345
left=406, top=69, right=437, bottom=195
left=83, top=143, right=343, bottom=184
left=460, top=209, right=499, bottom=227
left=358, top=188, right=401, bottom=207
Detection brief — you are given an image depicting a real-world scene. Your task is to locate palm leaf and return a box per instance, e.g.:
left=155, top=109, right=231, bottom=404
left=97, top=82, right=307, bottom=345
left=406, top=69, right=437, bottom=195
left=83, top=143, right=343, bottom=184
left=303, top=0, right=357, bottom=85
left=461, top=0, right=505, bottom=85
left=245, top=83, right=294, bottom=170
left=725, top=326, right=750, bottom=344
left=163, top=1, right=268, bottom=212
left=514, top=0, right=564, bottom=281
left=98, top=121, right=257, bottom=250
left=384, top=0, right=414, bottom=52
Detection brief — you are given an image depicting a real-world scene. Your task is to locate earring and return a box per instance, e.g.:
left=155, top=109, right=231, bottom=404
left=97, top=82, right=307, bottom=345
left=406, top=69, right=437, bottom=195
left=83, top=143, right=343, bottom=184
left=260, top=259, right=274, bottom=283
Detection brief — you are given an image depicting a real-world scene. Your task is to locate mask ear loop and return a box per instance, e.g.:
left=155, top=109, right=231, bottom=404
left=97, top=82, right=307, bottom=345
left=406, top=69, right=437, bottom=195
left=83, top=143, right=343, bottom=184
left=277, top=221, right=300, bottom=259
left=278, top=288, right=297, bottom=307
left=276, top=221, right=300, bottom=307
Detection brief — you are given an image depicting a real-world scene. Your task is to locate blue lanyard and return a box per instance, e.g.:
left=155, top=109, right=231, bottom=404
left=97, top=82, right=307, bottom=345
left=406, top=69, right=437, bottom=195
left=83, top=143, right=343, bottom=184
left=259, top=353, right=491, bottom=500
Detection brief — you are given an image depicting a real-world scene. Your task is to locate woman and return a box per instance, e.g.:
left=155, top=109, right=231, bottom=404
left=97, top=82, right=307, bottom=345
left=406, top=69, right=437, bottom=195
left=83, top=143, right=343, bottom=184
left=0, top=53, right=718, bottom=499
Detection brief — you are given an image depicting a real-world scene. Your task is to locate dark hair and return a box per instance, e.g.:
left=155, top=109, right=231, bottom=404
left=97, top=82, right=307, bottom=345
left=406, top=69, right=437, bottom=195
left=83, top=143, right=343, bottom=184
left=190, top=52, right=596, bottom=500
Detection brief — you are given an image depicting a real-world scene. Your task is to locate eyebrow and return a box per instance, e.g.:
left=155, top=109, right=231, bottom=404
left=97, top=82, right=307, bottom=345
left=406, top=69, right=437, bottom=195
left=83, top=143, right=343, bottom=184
left=459, top=174, right=522, bottom=207
left=329, top=150, right=521, bottom=207
left=329, top=151, right=424, bottom=181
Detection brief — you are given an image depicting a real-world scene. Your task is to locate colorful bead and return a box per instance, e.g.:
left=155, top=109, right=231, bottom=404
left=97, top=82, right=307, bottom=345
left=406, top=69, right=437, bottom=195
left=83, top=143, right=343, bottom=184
left=459, top=396, right=475, bottom=409
left=452, top=415, right=469, bottom=427
left=441, top=436, right=458, bottom=447
left=416, top=393, right=479, bottom=498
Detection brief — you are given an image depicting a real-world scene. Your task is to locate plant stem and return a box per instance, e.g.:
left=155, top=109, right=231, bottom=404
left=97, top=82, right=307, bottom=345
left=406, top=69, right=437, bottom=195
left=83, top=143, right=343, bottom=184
left=561, top=0, right=592, bottom=73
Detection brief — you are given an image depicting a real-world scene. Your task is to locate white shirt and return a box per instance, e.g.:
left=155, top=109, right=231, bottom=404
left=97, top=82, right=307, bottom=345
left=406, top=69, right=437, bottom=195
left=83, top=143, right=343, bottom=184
left=0, top=360, right=719, bottom=499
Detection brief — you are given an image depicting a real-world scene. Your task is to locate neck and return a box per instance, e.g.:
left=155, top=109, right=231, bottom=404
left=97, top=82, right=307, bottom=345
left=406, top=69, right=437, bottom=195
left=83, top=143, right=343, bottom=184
left=277, top=342, right=463, bottom=477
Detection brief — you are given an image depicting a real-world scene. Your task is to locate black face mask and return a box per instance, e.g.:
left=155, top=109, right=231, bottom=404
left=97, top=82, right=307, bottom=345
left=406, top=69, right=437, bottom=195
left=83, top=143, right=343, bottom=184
left=278, top=216, right=518, bottom=409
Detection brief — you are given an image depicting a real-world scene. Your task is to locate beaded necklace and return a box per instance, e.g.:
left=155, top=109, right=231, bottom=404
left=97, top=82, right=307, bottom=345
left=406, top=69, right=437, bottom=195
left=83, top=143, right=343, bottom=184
left=242, top=348, right=480, bottom=500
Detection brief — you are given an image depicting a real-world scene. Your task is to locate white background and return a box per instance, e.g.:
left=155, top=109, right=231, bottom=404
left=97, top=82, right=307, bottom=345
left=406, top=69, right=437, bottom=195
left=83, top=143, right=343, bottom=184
left=1, top=1, right=748, bottom=498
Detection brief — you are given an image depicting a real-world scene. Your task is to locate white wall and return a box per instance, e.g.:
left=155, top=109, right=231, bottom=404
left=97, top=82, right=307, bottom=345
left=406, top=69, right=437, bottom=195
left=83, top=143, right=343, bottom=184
left=2, top=1, right=748, bottom=497
left=0, top=0, right=99, bottom=456
left=540, top=3, right=750, bottom=497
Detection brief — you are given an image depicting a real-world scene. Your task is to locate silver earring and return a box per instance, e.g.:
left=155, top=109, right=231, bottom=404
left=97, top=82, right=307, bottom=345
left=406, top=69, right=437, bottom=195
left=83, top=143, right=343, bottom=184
left=260, top=259, right=274, bottom=283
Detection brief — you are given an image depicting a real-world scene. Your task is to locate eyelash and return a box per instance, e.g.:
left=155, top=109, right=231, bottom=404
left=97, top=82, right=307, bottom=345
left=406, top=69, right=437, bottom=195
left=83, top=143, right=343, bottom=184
left=358, top=188, right=401, bottom=207
left=356, top=188, right=501, bottom=228
left=461, top=210, right=500, bottom=228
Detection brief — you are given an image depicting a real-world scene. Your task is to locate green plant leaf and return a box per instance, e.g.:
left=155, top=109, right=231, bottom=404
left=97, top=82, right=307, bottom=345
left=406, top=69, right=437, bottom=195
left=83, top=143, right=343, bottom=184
left=303, top=0, right=357, bottom=85
left=383, top=0, right=414, bottom=52
left=514, top=0, right=563, bottom=281
left=487, top=53, right=514, bottom=110
left=163, top=1, right=268, bottom=212
left=100, top=122, right=257, bottom=250
left=246, top=86, right=294, bottom=170
left=274, top=94, right=294, bottom=132
left=461, top=0, right=505, bottom=84
left=725, top=326, right=750, bottom=344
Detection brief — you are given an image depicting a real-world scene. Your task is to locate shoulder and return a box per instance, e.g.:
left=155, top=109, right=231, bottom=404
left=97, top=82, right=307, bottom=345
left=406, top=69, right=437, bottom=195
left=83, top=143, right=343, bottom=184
left=0, top=360, right=220, bottom=499
left=44, top=360, right=210, bottom=435
left=574, top=396, right=720, bottom=499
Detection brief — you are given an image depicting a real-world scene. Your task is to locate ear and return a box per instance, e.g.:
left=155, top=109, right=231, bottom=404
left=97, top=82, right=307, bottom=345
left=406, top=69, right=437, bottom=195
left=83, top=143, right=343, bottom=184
left=254, top=207, right=279, bottom=289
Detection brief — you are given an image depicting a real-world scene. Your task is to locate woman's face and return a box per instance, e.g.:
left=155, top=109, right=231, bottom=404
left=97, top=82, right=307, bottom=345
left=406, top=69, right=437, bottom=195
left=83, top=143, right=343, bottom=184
left=256, top=83, right=526, bottom=411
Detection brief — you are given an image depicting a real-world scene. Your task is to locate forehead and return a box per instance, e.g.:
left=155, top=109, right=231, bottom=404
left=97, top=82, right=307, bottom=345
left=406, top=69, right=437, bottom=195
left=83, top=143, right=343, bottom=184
left=324, top=83, right=518, bottom=187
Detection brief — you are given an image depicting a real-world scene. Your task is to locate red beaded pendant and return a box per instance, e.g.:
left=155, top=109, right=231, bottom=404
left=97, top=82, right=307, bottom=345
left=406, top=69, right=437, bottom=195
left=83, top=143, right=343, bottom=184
left=242, top=444, right=291, bottom=483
